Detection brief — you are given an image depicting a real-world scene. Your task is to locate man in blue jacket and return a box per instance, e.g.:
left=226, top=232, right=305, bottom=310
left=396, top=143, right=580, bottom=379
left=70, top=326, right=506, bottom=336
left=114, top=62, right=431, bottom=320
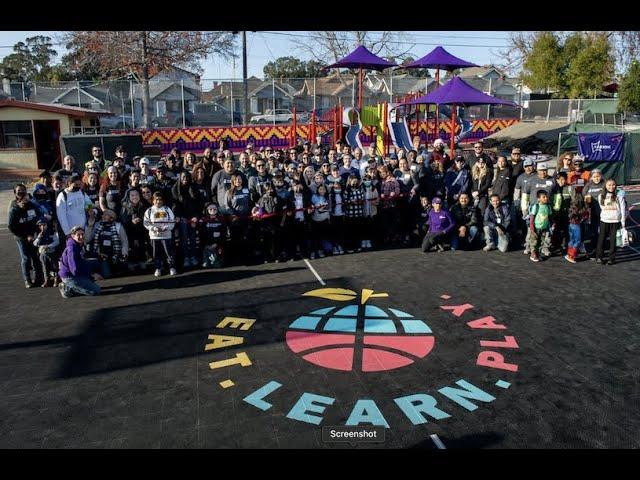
left=483, top=194, right=512, bottom=253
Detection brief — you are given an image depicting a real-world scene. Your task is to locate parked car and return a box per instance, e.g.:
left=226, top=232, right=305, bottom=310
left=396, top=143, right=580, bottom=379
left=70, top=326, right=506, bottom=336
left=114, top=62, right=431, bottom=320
left=250, top=109, right=309, bottom=124
left=100, top=115, right=134, bottom=132
left=151, top=102, right=243, bottom=128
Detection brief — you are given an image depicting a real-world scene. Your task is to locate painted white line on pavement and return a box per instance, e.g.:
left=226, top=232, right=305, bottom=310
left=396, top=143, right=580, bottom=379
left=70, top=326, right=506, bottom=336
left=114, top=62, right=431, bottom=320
left=430, top=434, right=446, bottom=449
left=303, top=258, right=326, bottom=286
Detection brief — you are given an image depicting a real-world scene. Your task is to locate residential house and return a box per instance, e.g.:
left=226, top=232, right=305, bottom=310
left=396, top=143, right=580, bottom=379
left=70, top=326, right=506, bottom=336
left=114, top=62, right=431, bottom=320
left=294, top=74, right=380, bottom=111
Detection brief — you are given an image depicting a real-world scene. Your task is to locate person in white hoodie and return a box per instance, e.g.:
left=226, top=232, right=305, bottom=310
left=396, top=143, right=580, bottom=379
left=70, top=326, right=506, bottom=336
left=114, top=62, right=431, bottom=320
left=143, top=192, right=177, bottom=276
left=595, top=179, right=627, bottom=265
left=56, top=174, right=93, bottom=237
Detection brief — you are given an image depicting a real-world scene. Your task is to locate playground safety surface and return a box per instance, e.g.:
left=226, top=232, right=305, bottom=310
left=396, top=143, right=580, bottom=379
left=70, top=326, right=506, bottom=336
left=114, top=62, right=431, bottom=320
left=1, top=220, right=639, bottom=449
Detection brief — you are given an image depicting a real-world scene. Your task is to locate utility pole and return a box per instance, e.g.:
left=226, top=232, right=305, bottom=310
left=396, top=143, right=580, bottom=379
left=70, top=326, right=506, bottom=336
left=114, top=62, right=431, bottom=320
left=242, top=31, right=249, bottom=125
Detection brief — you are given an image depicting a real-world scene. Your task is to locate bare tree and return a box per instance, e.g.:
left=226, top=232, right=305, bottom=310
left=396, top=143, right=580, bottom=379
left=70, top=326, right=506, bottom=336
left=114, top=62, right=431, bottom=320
left=62, top=31, right=236, bottom=127
left=294, top=31, right=414, bottom=66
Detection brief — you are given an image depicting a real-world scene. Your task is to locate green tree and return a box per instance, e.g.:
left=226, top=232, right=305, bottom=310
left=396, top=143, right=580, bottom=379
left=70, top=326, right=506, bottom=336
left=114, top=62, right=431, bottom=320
left=392, top=57, right=431, bottom=78
left=263, top=56, right=327, bottom=79
left=565, top=34, right=614, bottom=98
left=0, top=36, right=58, bottom=81
left=619, top=60, right=640, bottom=113
left=521, top=31, right=564, bottom=95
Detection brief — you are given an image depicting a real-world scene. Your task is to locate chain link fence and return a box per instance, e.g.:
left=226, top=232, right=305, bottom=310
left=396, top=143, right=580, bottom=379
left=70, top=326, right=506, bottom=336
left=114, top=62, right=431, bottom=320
left=1, top=76, right=625, bottom=132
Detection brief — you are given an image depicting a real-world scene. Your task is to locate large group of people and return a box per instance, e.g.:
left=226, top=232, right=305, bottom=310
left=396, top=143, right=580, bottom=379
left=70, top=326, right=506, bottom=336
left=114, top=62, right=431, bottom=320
left=7, top=137, right=629, bottom=298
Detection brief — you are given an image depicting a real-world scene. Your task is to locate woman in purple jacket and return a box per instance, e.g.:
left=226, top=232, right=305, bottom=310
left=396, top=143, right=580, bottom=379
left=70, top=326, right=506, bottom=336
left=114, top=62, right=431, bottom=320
left=59, top=226, right=102, bottom=298
left=421, top=197, right=455, bottom=253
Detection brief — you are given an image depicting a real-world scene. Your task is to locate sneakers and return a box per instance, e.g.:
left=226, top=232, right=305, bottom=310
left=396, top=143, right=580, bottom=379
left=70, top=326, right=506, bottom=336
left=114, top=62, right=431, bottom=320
left=58, top=282, right=70, bottom=298
left=337, top=246, right=344, bottom=255
left=25, top=281, right=34, bottom=289
left=595, top=258, right=604, bottom=265
left=365, top=240, right=372, bottom=249
left=332, top=246, right=339, bottom=255
left=154, top=269, right=162, bottom=277
left=361, top=240, right=366, bottom=249
left=483, top=245, right=495, bottom=252
left=346, top=249, right=354, bottom=254
left=436, top=244, right=445, bottom=252
left=317, top=250, right=325, bottom=258
left=41, top=278, right=52, bottom=288
left=169, top=268, right=177, bottom=276
left=564, top=254, right=576, bottom=264
left=529, top=254, right=540, bottom=262
left=309, top=252, right=316, bottom=260
left=541, top=249, right=551, bottom=258
left=523, top=248, right=531, bottom=255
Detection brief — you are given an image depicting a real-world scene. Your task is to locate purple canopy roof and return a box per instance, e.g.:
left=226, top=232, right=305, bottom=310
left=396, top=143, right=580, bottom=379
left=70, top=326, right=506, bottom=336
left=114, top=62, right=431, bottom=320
left=402, top=46, right=477, bottom=71
left=404, top=76, right=518, bottom=107
left=326, top=45, right=397, bottom=71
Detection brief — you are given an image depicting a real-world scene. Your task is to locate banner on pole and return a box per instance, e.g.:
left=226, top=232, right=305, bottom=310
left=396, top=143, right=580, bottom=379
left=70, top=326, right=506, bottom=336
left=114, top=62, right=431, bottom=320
left=577, top=133, right=624, bottom=161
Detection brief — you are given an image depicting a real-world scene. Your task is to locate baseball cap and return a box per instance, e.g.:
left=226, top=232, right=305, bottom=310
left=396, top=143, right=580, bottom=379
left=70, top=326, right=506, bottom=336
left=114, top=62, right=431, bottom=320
left=433, top=138, right=445, bottom=147
left=537, top=163, right=548, bottom=170
left=523, top=159, right=534, bottom=167
left=70, top=225, right=85, bottom=235
left=432, top=197, right=443, bottom=204
left=139, top=157, right=150, bottom=166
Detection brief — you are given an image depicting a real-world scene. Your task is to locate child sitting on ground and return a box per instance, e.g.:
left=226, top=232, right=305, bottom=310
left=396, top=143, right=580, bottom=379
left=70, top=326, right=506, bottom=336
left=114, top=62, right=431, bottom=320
left=33, top=219, right=60, bottom=287
left=528, top=190, right=552, bottom=262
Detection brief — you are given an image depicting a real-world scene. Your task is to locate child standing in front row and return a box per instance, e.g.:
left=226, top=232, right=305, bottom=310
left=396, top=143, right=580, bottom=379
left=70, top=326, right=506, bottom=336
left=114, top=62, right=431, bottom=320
left=33, top=219, right=60, bottom=287
left=310, top=183, right=331, bottom=259
left=565, top=192, right=586, bottom=264
left=528, top=190, right=552, bottom=263
left=201, top=203, right=227, bottom=268
left=144, top=192, right=177, bottom=277
left=362, top=174, right=378, bottom=250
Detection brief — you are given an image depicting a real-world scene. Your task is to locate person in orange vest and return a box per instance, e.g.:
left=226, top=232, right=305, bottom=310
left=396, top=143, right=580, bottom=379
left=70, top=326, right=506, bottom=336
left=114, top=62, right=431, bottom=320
left=567, top=156, right=591, bottom=193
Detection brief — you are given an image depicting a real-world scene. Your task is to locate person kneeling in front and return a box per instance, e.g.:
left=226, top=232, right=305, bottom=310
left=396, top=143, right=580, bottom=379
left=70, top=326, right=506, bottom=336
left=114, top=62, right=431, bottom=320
left=483, top=194, right=511, bottom=253
left=58, top=226, right=102, bottom=298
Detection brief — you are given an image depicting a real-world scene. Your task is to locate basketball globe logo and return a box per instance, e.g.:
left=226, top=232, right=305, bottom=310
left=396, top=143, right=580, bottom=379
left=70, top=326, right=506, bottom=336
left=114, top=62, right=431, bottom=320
left=285, top=289, right=435, bottom=372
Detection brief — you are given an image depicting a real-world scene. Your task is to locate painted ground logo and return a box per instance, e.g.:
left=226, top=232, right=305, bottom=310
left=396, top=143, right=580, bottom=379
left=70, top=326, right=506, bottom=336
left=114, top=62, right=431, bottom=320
left=285, top=288, right=435, bottom=372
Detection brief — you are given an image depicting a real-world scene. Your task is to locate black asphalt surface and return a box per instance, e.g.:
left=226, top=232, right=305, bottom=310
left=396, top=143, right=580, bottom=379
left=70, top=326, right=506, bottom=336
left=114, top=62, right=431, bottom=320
left=1, top=197, right=639, bottom=449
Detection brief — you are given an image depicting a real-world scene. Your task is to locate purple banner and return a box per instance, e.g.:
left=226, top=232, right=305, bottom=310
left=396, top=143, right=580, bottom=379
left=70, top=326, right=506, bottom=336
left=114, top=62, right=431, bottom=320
left=577, top=133, right=624, bottom=162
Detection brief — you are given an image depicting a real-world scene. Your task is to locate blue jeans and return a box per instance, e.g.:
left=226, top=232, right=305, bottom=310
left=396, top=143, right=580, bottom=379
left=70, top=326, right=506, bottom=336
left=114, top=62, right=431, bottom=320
left=450, top=225, right=478, bottom=251
left=484, top=226, right=510, bottom=252
left=16, top=238, right=43, bottom=282
left=179, top=222, right=198, bottom=259
left=61, top=276, right=101, bottom=297
left=568, top=223, right=581, bottom=249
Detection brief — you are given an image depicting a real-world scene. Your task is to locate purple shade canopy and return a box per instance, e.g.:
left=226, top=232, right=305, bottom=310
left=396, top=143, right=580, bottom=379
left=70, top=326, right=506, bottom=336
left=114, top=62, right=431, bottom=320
left=404, top=76, right=518, bottom=107
left=401, top=46, right=478, bottom=71
left=326, top=45, right=397, bottom=71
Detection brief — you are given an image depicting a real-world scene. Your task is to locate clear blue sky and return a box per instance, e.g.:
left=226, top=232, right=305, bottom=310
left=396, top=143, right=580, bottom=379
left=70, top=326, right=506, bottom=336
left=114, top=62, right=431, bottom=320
left=0, top=31, right=514, bottom=81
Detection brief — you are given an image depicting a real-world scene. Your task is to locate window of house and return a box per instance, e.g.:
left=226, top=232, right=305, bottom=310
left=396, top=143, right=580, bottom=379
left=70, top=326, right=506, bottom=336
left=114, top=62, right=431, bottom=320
left=0, top=121, right=34, bottom=149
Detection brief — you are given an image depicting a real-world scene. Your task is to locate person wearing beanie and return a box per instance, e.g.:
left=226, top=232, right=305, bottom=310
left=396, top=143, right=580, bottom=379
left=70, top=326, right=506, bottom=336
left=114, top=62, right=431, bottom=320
left=8, top=183, right=45, bottom=288
left=421, top=197, right=455, bottom=253
left=86, top=208, right=129, bottom=278
left=33, top=219, right=61, bottom=287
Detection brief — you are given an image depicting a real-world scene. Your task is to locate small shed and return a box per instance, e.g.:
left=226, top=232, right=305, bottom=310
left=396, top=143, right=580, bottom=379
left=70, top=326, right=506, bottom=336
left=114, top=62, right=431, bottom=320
left=0, top=100, right=110, bottom=171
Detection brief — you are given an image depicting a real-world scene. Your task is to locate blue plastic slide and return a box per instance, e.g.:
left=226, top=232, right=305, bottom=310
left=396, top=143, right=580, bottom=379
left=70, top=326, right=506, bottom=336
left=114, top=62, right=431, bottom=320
left=389, top=120, right=414, bottom=151
left=343, top=107, right=363, bottom=150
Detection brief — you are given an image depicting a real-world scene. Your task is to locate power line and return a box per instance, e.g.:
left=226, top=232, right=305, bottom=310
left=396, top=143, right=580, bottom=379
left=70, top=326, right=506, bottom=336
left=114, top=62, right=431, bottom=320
left=260, top=31, right=510, bottom=48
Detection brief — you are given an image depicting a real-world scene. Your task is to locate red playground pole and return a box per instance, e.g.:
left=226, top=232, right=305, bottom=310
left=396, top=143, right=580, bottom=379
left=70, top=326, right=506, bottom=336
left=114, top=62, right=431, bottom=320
left=435, top=69, right=440, bottom=143
left=450, top=103, right=457, bottom=156
left=358, top=67, right=363, bottom=110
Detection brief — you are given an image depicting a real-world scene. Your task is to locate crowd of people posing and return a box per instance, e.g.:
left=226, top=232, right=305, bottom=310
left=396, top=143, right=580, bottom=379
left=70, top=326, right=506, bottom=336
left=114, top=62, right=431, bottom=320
left=7, top=138, right=629, bottom=298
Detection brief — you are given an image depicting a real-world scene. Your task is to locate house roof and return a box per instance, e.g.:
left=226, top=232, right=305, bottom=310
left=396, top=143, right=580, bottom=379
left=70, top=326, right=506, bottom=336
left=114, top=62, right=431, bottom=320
left=458, top=65, right=506, bottom=79
left=0, top=99, right=112, bottom=117
left=30, top=83, right=116, bottom=107
left=202, top=77, right=264, bottom=101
